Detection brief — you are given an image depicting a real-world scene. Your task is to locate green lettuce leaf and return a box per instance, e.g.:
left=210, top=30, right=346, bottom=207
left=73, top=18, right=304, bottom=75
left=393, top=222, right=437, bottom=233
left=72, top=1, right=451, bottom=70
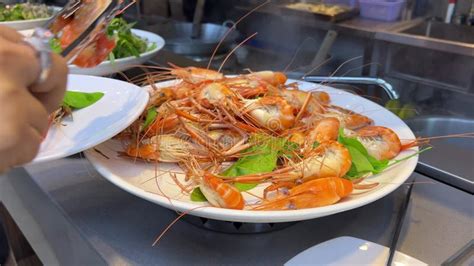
left=62, top=91, right=104, bottom=109
left=221, top=136, right=287, bottom=191
left=338, top=128, right=428, bottom=178
left=142, top=108, right=157, bottom=130
left=190, top=187, right=207, bottom=202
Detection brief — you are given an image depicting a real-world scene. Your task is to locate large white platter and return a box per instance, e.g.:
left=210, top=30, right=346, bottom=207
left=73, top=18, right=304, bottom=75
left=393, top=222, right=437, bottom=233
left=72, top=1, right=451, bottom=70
left=84, top=79, right=418, bottom=223
left=69, top=29, right=165, bottom=76
left=33, top=74, right=149, bottom=163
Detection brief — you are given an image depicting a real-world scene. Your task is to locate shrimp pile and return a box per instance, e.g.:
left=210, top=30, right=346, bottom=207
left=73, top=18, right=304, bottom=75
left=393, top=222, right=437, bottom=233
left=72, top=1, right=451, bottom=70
left=120, top=66, right=418, bottom=211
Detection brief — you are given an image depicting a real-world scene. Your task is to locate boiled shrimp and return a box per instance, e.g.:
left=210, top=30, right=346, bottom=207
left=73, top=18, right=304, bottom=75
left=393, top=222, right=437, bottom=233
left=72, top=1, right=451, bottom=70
left=199, top=173, right=245, bottom=210
left=324, top=105, right=373, bottom=130
left=289, top=141, right=352, bottom=181
left=125, top=135, right=199, bottom=162
left=244, top=96, right=295, bottom=131
left=280, top=89, right=328, bottom=115
left=355, top=126, right=403, bottom=160
left=307, top=117, right=340, bottom=144
left=229, top=141, right=352, bottom=183
left=252, top=177, right=353, bottom=210
left=170, top=65, right=224, bottom=84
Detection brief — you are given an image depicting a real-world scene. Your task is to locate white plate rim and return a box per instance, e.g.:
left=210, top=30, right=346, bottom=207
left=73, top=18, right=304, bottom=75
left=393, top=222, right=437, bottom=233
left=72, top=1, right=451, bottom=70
left=85, top=79, right=418, bottom=223
left=32, top=74, right=149, bottom=163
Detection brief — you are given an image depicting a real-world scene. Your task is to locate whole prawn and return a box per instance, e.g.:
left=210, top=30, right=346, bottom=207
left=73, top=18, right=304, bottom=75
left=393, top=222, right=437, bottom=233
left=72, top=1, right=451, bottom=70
left=253, top=177, right=353, bottom=210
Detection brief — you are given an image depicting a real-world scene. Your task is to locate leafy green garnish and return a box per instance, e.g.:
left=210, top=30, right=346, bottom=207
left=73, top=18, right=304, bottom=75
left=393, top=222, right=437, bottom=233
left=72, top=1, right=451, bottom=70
left=49, top=38, right=62, bottom=54
left=0, top=3, right=50, bottom=22
left=62, top=91, right=104, bottom=109
left=346, top=146, right=373, bottom=174
left=107, top=18, right=151, bottom=60
left=49, top=17, right=155, bottom=61
left=221, top=136, right=287, bottom=191
left=338, top=128, right=429, bottom=179
left=190, top=187, right=207, bottom=202
left=189, top=136, right=293, bottom=201
left=142, top=108, right=157, bottom=130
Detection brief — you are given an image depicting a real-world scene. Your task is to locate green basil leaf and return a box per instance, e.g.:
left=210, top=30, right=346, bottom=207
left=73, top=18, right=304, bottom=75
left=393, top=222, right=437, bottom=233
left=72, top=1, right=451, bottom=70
left=222, top=146, right=278, bottom=177
left=190, top=187, right=207, bottom=202
left=234, top=182, right=258, bottom=191
left=107, top=18, right=149, bottom=59
left=339, top=128, right=430, bottom=178
left=345, top=164, right=364, bottom=179
left=221, top=135, right=287, bottom=191
left=142, top=108, right=157, bottom=130
left=49, top=38, right=62, bottom=54
left=338, top=128, right=369, bottom=157
left=62, top=91, right=104, bottom=109
left=346, top=146, right=374, bottom=174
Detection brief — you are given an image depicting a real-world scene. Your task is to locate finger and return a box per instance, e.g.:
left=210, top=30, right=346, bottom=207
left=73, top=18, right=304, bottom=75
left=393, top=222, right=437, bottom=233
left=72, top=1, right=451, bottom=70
left=24, top=92, right=50, bottom=135
left=0, top=122, right=41, bottom=169
left=30, top=54, right=69, bottom=113
left=0, top=87, right=49, bottom=137
left=0, top=26, right=24, bottom=42
left=12, top=126, right=43, bottom=166
left=0, top=39, right=41, bottom=88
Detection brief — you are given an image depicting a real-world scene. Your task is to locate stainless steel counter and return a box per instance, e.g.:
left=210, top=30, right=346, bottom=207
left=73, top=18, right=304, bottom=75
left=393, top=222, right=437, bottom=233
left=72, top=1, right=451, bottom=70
left=0, top=156, right=470, bottom=265
left=237, top=5, right=474, bottom=57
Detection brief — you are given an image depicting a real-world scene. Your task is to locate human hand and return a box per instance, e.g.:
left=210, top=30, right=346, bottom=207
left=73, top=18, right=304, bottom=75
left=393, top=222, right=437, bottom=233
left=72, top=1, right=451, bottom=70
left=0, top=26, right=68, bottom=172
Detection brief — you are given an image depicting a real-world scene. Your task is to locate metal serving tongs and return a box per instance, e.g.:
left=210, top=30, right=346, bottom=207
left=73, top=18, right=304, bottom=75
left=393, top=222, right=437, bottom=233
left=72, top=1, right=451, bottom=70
left=25, top=0, right=129, bottom=69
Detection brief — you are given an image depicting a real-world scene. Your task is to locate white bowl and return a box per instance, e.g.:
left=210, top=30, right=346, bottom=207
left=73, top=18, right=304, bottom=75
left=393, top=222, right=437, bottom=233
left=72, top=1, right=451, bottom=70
left=20, top=29, right=165, bottom=76
left=0, top=6, right=60, bottom=30
left=69, top=29, right=165, bottom=76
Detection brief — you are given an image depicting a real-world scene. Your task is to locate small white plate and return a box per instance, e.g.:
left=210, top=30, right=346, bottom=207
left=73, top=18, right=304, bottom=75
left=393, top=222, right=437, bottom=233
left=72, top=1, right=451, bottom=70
left=32, top=74, right=149, bottom=163
left=20, top=29, right=165, bottom=76
left=85, top=79, right=418, bottom=223
left=285, top=236, right=427, bottom=266
left=68, top=29, right=165, bottom=76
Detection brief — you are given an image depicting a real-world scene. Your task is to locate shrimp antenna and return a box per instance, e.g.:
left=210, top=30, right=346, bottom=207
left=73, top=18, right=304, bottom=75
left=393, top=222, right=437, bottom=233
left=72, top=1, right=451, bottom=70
left=152, top=206, right=208, bottom=246
left=217, top=32, right=258, bottom=73
left=303, top=55, right=363, bottom=80
left=301, top=56, right=333, bottom=78
left=283, top=37, right=318, bottom=73
left=207, top=0, right=271, bottom=69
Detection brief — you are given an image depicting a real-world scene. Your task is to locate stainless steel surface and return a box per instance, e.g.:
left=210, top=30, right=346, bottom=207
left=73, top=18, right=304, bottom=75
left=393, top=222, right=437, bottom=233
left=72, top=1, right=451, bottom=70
left=400, top=20, right=474, bottom=44
left=23, top=158, right=414, bottom=265
left=398, top=175, right=473, bottom=265
left=18, top=157, right=472, bottom=265
left=442, top=240, right=474, bottom=265
left=0, top=168, right=106, bottom=265
left=145, top=22, right=239, bottom=56
left=387, top=179, right=415, bottom=266
left=375, top=21, right=474, bottom=57
left=191, top=0, right=206, bottom=39
left=304, top=76, right=399, bottom=100
left=405, top=116, right=474, bottom=193
left=310, top=30, right=337, bottom=69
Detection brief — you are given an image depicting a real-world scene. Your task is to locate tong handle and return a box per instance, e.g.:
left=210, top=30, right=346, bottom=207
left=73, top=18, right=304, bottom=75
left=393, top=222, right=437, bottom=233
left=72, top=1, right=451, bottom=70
left=303, top=76, right=399, bottom=100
